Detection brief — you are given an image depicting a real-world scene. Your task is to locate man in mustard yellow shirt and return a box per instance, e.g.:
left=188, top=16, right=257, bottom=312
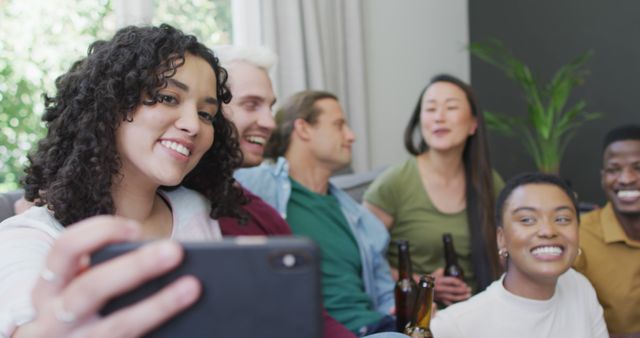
left=575, top=124, right=640, bottom=337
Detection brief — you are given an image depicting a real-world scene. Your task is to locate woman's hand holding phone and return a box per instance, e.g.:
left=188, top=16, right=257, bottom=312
left=12, top=216, right=201, bottom=338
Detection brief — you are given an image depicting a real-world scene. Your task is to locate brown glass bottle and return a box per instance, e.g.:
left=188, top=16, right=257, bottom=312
left=394, top=240, right=417, bottom=333
left=442, top=233, right=465, bottom=280
left=404, top=275, right=435, bottom=338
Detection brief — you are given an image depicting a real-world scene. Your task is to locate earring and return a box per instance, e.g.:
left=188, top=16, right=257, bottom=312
left=498, top=248, right=509, bottom=258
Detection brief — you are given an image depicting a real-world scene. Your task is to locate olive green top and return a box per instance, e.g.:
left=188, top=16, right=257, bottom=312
left=364, top=157, right=504, bottom=293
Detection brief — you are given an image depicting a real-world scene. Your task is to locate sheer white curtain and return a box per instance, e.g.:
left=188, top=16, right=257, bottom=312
left=114, top=0, right=153, bottom=27
left=234, top=0, right=371, bottom=173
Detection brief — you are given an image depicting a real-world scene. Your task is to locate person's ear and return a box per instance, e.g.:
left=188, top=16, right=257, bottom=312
left=293, top=118, right=311, bottom=141
left=469, top=116, right=478, bottom=136
left=497, top=227, right=506, bottom=252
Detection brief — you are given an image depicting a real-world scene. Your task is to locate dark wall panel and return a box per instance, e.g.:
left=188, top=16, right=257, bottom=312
left=469, top=0, right=640, bottom=204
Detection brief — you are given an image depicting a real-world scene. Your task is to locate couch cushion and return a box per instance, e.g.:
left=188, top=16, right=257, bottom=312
left=330, top=166, right=388, bottom=203
left=0, top=190, right=24, bottom=221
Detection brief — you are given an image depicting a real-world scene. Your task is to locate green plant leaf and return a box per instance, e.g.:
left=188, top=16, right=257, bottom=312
left=469, top=39, right=513, bottom=74
left=545, top=51, right=592, bottom=119
left=483, top=110, right=516, bottom=136
left=527, top=102, right=551, bottom=139
left=469, top=39, right=602, bottom=173
left=584, top=111, right=604, bottom=121
left=478, top=43, right=550, bottom=139
left=520, top=127, right=543, bottom=169
left=547, top=78, right=571, bottom=119
left=555, top=100, right=587, bottom=135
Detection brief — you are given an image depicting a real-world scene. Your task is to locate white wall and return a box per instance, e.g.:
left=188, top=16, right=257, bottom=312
left=362, top=0, right=470, bottom=169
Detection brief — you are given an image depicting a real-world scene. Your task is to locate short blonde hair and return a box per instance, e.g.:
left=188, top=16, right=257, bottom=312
left=214, top=45, right=277, bottom=72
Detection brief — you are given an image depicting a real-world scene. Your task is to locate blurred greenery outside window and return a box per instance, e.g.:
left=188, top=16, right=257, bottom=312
left=153, top=0, right=232, bottom=47
left=0, top=0, right=232, bottom=192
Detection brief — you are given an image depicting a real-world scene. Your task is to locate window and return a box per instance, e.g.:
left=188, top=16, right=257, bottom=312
left=0, top=0, right=115, bottom=190
left=153, top=0, right=232, bottom=46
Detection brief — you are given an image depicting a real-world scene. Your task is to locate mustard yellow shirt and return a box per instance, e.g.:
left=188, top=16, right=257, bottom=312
left=574, top=203, right=640, bottom=334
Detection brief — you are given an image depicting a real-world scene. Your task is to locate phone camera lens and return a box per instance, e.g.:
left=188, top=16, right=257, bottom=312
left=282, top=253, right=296, bottom=268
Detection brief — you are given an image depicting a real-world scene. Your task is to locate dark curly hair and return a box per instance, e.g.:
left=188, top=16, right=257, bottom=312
left=22, top=24, right=246, bottom=226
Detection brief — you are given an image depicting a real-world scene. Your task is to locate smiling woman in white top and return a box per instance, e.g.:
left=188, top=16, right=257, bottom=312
left=431, top=172, right=608, bottom=338
left=0, top=24, right=245, bottom=338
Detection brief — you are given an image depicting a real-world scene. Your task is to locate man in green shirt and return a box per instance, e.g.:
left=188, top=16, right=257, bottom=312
left=235, top=91, right=397, bottom=336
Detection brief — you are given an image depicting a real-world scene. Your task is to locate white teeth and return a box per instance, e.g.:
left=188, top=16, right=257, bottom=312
left=246, top=136, right=266, bottom=145
left=531, top=246, right=563, bottom=256
left=618, top=190, right=640, bottom=198
left=160, top=140, right=190, bottom=157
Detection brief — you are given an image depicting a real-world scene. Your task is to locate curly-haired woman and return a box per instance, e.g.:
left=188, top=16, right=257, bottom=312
left=0, top=24, right=244, bottom=337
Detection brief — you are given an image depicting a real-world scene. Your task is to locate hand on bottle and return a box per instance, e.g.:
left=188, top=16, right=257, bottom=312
left=390, top=266, right=423, bottom=285
left=430, top=267, right=471, bottom=306
left=13, top=216, right=201, bottom=338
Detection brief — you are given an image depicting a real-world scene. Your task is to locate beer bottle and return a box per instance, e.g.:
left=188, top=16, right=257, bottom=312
left=394, top=240, right=417, bottom=333
left=404, top=275, right=435, bottom=338
left=442, top=233, right=464, bottom=280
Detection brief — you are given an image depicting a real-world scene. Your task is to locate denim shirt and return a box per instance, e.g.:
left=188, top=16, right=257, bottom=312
left=235, top=157, right=395, bottom=314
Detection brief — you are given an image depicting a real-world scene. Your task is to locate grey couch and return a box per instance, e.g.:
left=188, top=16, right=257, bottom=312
left=0, top=190, right=23, bottom=221
left=330, top=166, right=388, bottom=203
left=0, top=167, right=390, bottom=221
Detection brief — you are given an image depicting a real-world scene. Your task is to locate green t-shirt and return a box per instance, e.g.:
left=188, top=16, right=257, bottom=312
left=286, top=178, right=382, bottom=332
left=363, top=158, right=504, bottom=293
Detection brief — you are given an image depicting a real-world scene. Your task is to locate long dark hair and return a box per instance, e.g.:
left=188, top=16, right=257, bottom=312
left=22, top=24, right=245, bottom=226
left=403, top=74, right=501, bottom=290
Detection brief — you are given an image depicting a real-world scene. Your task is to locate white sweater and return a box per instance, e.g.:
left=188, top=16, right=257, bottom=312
left=431, top=269, right=608, bottom=338
left=0, top=187, right=221, bottom=337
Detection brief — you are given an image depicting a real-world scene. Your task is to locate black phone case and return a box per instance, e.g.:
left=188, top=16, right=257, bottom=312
left=91, top=236, right=323, bottom=338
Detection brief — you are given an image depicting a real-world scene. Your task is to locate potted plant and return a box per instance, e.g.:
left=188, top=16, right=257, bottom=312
left=469, top=39, right=602, bottom=174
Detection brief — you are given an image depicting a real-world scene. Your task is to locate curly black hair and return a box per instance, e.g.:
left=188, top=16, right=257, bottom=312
left=22, top=24, right=246, bottom=226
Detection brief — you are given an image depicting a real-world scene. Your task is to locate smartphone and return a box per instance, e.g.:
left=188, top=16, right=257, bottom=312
left=91, top=236, right=322, bottom=338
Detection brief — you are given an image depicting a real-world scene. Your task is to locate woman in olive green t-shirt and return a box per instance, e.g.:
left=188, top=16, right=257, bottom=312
left=363, top=74, right=503, bottom=306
